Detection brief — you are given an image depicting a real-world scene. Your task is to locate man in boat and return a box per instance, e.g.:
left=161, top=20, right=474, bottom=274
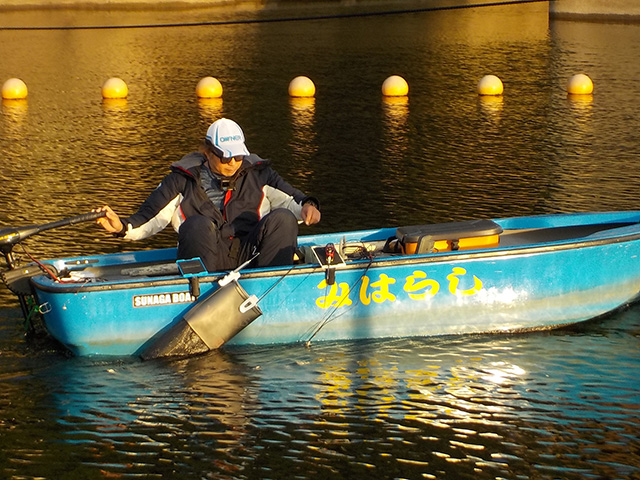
left=95, top=118, right=321, bottom=272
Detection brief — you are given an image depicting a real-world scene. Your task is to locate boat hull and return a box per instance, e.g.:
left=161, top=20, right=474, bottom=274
left=27, top=211, right=640, bottom=356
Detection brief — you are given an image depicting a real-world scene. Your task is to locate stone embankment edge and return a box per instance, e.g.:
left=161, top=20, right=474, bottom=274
left=0, top=0, right=245, bottom=11
left=2, top=0, right=640, bottom=23
left=550, top=0, right=640, bottom=22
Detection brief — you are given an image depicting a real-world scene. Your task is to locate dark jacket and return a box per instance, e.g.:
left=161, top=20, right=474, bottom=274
left=120, top=152, right=317, bottom=241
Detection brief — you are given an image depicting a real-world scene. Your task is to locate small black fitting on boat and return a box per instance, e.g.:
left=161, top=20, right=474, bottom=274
left=138, top=279, right=262, bottom=360
left=189, top=276, right=200, bottom=299
left=309, top=243, right=344, bottom=286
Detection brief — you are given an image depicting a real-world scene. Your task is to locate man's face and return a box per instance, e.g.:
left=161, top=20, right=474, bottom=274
left=208, top=154, right=243, bottom=177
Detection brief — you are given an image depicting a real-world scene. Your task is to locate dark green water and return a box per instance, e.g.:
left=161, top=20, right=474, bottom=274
left=1, top=1, right=640, bottom=478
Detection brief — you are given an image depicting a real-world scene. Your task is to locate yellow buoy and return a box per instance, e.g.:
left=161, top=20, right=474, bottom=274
left=2, top=78, right=28, bottom=100
left=477, top=75, right=504, bottom=96
left=196, top=76, right=223, bottom=98
left=567, top=74, right=593, bottom=95
left=101, top=77, right=128, bottom=99
left=382, top=75, right=409, bottom=97
left=288, top=76, right=315, bottom=98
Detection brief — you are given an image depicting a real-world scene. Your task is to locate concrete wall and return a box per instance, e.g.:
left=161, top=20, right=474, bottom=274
left=2, top=0, right=640, bottom=18
left=550, top=0, right=640, bottom=21
left=0, top=0, right=238, bottom=10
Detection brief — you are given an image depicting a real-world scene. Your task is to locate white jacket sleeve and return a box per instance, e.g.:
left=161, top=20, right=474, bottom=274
left=123, top=194, right=183, bottom=241
left=260, top=185, right=303, bottom=221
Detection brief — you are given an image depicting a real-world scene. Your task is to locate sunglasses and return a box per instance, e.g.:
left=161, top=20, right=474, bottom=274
left=219, top=155, right=243, bottom=164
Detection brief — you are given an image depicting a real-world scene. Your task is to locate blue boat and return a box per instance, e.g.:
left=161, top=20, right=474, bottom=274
left=3, top=210, right=640, bottom=357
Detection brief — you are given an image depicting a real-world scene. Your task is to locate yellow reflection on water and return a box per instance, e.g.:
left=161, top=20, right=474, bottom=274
left=290, top=96, right=315, bottom=121
left=567, top=93, right=594, bottom=116
left=546, top=93, right=598, bottom=208
left=100, top=98, right=138, bottom=149
left=317, top=364, right=351, bottom=408
left=381, top=95, right=410, bottom=160
left=379, top=95, right=410, bottom=210
left=1, top=99, right=28, bottom=140
left=198, top=97, right=224, bottom=123
left=101, top=98, right=129, bottom=113
left=353, top=358, right=398, bottom=415
left=289, top=97, right=316, bottom=144
left=313, top=347, right=529, bottom=429
left=478, top=95, right=503, bottom=124
left=288, top=96, right=317, bottom=182
left=382, top=95, right=409, bottom=122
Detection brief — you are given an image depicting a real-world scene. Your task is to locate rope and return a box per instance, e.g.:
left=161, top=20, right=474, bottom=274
left=24, top=296, right=42, bottom=333
left=0, top=0, right=549, bottom=31
left=18, top=243, right=86, bottom=284
left=257, top=264, right=296, bottom=303
left=304, top=250, right=374, bottom=345
left=19, top=243, right=63, bottom=282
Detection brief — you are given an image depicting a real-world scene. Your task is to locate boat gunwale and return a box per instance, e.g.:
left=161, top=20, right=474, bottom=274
left=30, top=223, right=640, bottom=294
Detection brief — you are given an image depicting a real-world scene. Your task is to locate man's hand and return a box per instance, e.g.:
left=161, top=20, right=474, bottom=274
left=93, top=205, right=124, bottom=234
left=301, top=203, right=321, bottom=226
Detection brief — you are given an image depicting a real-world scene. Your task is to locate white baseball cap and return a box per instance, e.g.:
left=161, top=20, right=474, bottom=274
left=205, top=118, right=250, bottom=158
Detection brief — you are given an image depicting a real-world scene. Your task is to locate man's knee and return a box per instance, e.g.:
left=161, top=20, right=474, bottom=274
left=177, top=216, right=233, bottom=272
left=265, top=208, right=298, bottom=234
left=179, top=215, right=216, bottom=239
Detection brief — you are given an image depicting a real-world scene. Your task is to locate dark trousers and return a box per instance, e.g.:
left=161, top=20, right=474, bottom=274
left=176, top=208, right=299, bottom=272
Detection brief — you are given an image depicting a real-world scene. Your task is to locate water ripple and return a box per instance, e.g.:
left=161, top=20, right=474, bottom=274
left=2, top=3, right=640, bottom=478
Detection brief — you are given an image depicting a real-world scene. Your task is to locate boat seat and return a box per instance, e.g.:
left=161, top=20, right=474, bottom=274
left=121, top=262, right=180, bottom=277
left=396, top=219, right=503, bottom=254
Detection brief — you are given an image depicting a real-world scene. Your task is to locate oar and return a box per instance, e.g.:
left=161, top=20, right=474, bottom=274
left=0, top=211, right=106, bottom=251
